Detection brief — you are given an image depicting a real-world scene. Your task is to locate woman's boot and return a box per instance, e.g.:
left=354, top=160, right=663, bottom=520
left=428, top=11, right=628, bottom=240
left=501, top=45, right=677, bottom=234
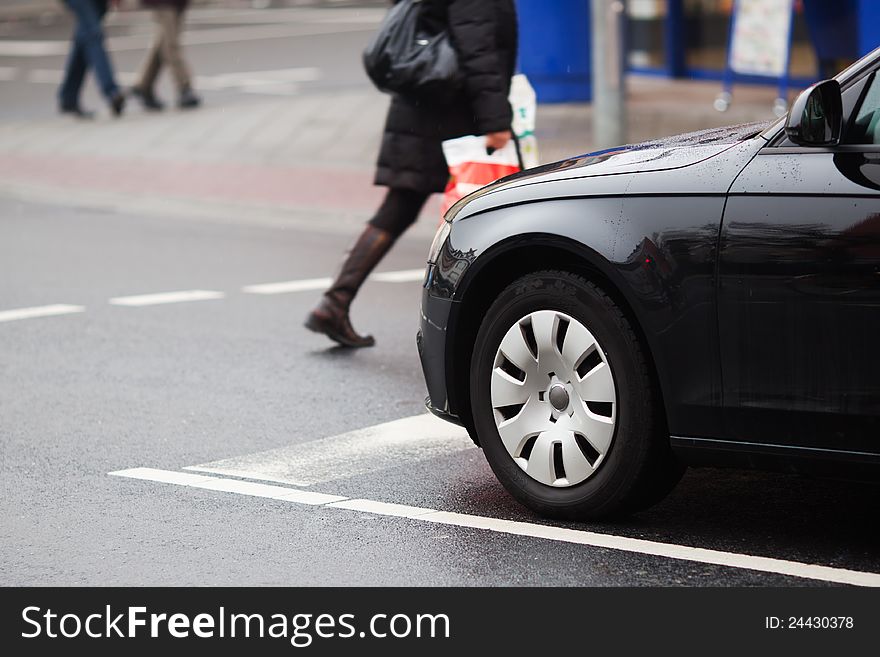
left=304, top=225, right=395, bottom=347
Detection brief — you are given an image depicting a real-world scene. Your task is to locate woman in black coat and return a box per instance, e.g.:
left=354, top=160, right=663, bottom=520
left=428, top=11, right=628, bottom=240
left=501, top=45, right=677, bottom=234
left=306, top=0, right=518, bottom=347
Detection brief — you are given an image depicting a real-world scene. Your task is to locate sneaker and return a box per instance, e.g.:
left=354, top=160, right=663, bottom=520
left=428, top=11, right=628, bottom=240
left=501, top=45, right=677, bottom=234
left=178, top=87, right=201, bottom=109
left=130, top=86, right=165, bottom=111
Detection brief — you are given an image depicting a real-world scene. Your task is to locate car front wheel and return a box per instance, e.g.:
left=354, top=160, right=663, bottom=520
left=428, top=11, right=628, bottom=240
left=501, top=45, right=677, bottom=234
left=470, top=270, right=683, bottom=519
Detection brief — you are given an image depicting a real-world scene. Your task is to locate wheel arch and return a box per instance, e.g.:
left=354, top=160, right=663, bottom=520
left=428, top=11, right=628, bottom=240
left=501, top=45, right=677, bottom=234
left=447, top=234, right=669, bottom=444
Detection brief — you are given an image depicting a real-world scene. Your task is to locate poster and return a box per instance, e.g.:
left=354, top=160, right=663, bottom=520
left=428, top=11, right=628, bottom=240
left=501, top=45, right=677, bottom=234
left=729, top=0, right=794, bottom=77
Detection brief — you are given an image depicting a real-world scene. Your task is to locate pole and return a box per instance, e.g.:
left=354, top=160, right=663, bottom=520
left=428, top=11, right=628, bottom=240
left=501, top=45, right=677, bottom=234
left=591, top=0, right=628, bottom=149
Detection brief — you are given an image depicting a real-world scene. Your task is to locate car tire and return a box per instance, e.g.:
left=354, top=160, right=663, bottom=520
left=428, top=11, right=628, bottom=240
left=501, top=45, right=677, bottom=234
left=470, top=270, right=684, bottom=520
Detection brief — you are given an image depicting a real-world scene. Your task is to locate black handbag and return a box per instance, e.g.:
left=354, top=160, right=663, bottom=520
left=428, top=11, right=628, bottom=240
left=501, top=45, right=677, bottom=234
left=363, top=0, right=461, bottom=99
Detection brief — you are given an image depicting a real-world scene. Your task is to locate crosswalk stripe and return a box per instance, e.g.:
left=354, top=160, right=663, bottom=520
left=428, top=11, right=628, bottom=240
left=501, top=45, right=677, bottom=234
left=184, top=413, right=474, bottom=486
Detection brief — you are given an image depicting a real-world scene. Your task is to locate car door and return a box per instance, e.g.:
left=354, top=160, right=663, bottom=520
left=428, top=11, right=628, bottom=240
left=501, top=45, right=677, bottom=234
left=717, top=70, right=880, bottom=455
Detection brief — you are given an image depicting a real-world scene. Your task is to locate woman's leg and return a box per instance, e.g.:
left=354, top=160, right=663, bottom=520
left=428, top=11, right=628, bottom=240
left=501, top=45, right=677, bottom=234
left=305, top=188, right=430, bottom=348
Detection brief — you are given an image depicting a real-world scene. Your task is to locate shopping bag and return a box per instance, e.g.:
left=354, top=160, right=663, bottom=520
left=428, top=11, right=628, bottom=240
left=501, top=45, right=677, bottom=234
left=439, top=74, right=540, bottom=220
left=509, top=73, right=540, bottom=169
left=440, top=136, right=521, bottom=218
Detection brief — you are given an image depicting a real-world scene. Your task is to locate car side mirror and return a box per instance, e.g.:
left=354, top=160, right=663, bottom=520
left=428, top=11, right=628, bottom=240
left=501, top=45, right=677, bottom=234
left=784, top=79, right=843, bottom=146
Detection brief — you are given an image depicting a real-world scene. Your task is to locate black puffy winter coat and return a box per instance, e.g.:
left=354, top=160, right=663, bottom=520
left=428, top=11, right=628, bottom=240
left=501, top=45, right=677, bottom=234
left=374, top=0, right=518, bottom=193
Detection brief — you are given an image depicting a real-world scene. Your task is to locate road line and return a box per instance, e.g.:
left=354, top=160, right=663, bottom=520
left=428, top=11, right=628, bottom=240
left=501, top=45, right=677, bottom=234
left=184, top=413, right=474, bottom=486
left=111, top=467, right=880, bottom=587
left=28, top=69, right=139, bottom=86
left=0, top=304, right=85, bottom=323
left=110, top=468, right=346, bottom=505
left=0, top=66, right=17, bottom=81
left=242, top=277, right=332, bottom=295
left=242, top=269, right=425, bottom=295
left=326, top=499, right=439, bottom=519
left=109, top=290, right=225, bottom=307
left=412, top=511, right=880, bottom=587
left=369, top=269, right=425, bottom=283
left=27, top=68, right=319, bottom=95
left=110, top=467, right=216, bottom=487
left=0, top=23, right=376, bottom=58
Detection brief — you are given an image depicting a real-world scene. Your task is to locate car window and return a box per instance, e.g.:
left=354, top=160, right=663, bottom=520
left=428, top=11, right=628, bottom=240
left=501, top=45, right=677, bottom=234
left=847, top=73, right=880, bottom=144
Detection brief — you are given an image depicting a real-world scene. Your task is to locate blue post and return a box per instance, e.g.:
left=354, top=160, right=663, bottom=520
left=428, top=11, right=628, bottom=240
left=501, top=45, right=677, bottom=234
left=665, top=0, right=685, bottom=78
left=515, top=0, right=591, bottom=103
left=857, top=0, right=880, bottom=57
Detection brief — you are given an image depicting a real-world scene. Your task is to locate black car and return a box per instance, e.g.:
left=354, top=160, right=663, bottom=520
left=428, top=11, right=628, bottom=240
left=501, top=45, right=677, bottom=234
left=417, top=47, right=880, bottom=520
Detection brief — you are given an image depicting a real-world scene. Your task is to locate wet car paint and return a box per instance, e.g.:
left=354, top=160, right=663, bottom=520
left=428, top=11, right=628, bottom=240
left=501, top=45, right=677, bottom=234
left=419, top=48, right=880, bottom=475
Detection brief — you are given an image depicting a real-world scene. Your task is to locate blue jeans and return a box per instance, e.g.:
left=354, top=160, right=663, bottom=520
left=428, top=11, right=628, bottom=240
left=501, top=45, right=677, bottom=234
left=59, top=0, right=118, bottom=107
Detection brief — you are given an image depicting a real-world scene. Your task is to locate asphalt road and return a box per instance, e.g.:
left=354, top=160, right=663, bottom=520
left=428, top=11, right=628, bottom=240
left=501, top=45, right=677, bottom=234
left=0, top=4, right=384, bottom=120
left=3, top=195, right=880, bottom=587
left=1, top=5, right=879, bottom=588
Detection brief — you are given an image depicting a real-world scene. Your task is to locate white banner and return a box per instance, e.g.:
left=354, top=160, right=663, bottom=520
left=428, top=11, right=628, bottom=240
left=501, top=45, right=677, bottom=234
left=729, top=0, right=794, bottom=78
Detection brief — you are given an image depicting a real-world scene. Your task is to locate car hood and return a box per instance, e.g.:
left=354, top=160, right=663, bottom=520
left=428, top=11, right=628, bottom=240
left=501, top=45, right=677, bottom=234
left=448, top=121, right=772, bottom=220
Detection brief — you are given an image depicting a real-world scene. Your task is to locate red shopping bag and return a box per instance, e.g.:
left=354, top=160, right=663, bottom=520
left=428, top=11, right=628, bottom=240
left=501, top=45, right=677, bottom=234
left=440, top=136, right=522, bottom=218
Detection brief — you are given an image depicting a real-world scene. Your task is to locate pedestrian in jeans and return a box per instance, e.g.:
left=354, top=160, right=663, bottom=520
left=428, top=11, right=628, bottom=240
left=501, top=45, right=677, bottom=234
left=131, top=0, right=201, bottom=110
left=305, top=0, right=518, bottom=348
left=59, top=0, right=125, bottom=118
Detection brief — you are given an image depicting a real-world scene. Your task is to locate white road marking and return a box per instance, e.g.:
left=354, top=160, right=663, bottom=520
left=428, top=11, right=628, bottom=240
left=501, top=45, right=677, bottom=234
left=26, top=69, right=63, bottom=84
left=327, top=498, right=439, bottom=519
left=110, top=467, right=880, bottom=587
left=0, top=23, right=376, bottom=58
left=0, top=42, right=64, bottom=57
left=0, top=304, right=85, bottom=323
left=242, top=269, right=425, bottom=295
left=5, top=267, right=419, bottom=319
left=106, top=7, right=384, bottom=27
left=110, top=467, right=346, bottom=505
left=369, top=269, right=425, bottom=283
left=0, top=66, right=17, bottom=82
left=195, top=67, right=321, bottom=90
left=242, top=277, right=332, bottom=295
left=28, top=69, right=139, bottom=86
left=108, top=290, right=225, bottom=307
left=184, top=413, right=474, bottom=486
left=27, top=67, right=318, bottom=96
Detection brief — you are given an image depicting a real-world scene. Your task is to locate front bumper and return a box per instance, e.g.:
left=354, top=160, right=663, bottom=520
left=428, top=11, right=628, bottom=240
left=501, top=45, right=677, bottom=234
left=417, top=286, right=462, bottom=426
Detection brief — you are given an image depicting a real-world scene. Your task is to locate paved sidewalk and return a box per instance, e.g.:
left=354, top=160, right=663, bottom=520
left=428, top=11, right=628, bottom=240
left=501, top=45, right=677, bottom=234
left=0, top=75, right=783, bottom=238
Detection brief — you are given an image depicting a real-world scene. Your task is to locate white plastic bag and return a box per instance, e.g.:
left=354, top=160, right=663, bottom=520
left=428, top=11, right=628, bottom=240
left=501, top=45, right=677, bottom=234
left=440, top=136, right=521, bottom=216
left=509, top=73, right=539, bottom=169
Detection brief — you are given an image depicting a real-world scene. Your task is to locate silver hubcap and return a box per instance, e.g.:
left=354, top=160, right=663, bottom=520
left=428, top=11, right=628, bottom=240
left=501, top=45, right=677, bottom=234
left=490, top=310, right=617, bottom=487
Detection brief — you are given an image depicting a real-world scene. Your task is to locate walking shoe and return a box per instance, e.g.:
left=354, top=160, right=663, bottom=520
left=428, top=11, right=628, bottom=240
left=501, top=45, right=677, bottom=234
left=304, top=225, right=395, bottom=348
left=178, top=87, right=202, bottom=109
left=130, top=86, right=165, bottom=111
left=109, top=91, right=126, bottom=117
left=59, top=104, right=95, bottom=119
left=305, top=295, right=376, bottom=348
